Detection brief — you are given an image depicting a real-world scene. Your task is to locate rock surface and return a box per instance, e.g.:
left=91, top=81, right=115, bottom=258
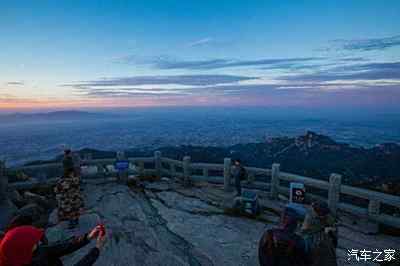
left=43, top=181, right=400, bottom=266
left=0, top=200, right=17, bottom=230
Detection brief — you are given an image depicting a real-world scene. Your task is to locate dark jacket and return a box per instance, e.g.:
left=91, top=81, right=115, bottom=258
left=258, top=229, right=308, bottom=266
left=31, top=233, right=99, bottom=266
left=233, top=165, right=247, bottom=195
left=63, top=155, right=74, bottom=174
left=233, top=166, right=247, bottom=181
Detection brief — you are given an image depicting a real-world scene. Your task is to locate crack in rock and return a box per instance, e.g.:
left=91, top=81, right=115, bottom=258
left=130, top=189, right=214, bottom=266
left=145, top=189, right=225, bottom=218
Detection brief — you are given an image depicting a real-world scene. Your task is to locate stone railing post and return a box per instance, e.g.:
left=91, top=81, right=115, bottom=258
left=183, top=156, right=191, bottom=187
left=367, top=199, right=381, bottom=233
left=247, top=171, right=255, bottom=183
left=203, top=168, right=209, bottom=178
left=138, top=161, right=145, bottom=178
left=223, top=158, right=231, bottom=192
left=170, top=163, right=176, bottom=179
left=328, top=173, right=342, bottom=217
left=154, top=151, right=162, bottom=179
left=270, top=163, right=280, bottom=199
left=0, top=161, right=8, bottom=202
left=116, top=151, right=128, bottom=184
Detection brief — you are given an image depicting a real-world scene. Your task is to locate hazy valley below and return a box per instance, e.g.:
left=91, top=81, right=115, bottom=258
left=1, top=108, right=400, bottom=166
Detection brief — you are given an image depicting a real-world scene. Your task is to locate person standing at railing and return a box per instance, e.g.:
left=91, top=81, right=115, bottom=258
left=72, top=152, right=82, bottom=179
left=232, top=159, right=247, bottom=196
left=62, top=149, right=74, bottom=177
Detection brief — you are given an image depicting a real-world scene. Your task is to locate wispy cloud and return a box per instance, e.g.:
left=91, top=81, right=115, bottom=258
left=6, top=81, right=25, bottom=86
left=280, top=61, right=400, bottom=82
left=336, top=57, right=368, bottom=62
left=187, top=37, right=214, bottom=47
left=63, top=74, right=256, bottom=88
left=114, top=55, right=324, bottom=70
left=154, top=57, right=324, bottom=70
left=333, top=35, right=400, bottom=51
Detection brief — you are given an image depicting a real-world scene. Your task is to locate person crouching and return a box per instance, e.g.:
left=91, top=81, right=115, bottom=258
left=54, top=168, right=84, bottom=229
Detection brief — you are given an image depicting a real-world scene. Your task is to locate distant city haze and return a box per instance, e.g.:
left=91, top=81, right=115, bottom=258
left=1, top=107, right=399, bottom=166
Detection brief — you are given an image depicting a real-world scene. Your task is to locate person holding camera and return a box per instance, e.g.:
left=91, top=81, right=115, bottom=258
left=0, top=224, right=106, bottom=266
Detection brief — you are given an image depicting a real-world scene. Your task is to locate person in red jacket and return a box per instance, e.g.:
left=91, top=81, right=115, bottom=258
left=0, top=224, right=106, bottom=266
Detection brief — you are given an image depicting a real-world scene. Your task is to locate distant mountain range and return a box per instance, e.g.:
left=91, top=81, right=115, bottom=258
left=24, top=131, right=400, bottom=191
left=0, top=110, right=114, bottom=122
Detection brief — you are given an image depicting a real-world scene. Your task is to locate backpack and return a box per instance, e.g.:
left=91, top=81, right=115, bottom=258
left=259, top=229, right=308, bottom=266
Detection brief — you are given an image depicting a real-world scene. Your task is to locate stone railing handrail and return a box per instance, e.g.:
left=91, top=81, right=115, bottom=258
left=2, top=150, right=399, bottom=228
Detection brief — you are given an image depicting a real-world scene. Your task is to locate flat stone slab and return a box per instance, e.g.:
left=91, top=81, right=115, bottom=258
left=43, top=181, right=400, bottom=266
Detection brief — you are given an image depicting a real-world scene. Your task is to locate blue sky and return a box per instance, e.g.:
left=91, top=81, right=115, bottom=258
left=1, top=1, right=399, bottom=110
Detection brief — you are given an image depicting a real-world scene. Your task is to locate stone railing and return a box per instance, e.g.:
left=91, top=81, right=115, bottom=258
left=2, top=151, right=400, bottom=229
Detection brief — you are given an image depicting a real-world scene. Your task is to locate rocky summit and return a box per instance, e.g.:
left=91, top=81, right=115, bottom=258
left=43, top=179, right=400, bottom=266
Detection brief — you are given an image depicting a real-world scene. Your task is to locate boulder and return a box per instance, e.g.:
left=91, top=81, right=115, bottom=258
left=16, top=171, right=31, bottom=182
left=8, top=189, right=26, bottom=207
left=24, top=191, right=51, bottom=209
left=127, top=175, right=144, bottom=188
left=17, top=203, right=45, bottom=221
left=0, top=200, right=18, bottom=230
left=24, top=191, right=46, bottom=202
left=48, top=208, right=59, bottom=226
left=144, top=181, right=170, bottom=192
left=46, top=212, right=99, bottom=243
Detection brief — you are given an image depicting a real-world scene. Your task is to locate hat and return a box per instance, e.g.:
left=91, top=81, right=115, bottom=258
left=0, top=226, right=44, bottom=266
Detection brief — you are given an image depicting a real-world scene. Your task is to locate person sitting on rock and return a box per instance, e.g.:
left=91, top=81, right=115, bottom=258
left=258, top=207, right=309, bottom=266
left=232, top=159, right=247, bottom=196
left=0, top=224, right=106, bottom=266
left=54, top=169, right=84, bottom=229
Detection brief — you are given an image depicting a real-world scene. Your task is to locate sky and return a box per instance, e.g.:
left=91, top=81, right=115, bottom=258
left=1, top=0, right=400, bottom=111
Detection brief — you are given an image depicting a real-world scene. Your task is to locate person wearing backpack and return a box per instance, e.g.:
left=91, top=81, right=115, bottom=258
left=301, top=201, right=337, bottom=266
left=258, top=207, right=309, bottom=266
left=301, top=201, right=337, bottom=250
left=232, top=159, right=247, bottom=196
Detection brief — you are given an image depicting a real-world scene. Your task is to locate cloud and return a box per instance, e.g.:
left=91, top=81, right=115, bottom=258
left=6, top=81, right=24, bottom=86
left=63, top=74, right=257, bottom=88
left=114, top=55, right=324, bottom=70
left=81, top=89, right=189, bottom=98
left=334, top=35, right=400, bottom=51
left=187, top=37, right=214, bottom=47
left=336, top=57, right=368, bottom=62
left=156, top=57, right=326, bottom=70
left=76, top=83, right=281, bottom=98
left=67, top=74, right=264, bottom=99
left=280, top=61, right=400, bottom=82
